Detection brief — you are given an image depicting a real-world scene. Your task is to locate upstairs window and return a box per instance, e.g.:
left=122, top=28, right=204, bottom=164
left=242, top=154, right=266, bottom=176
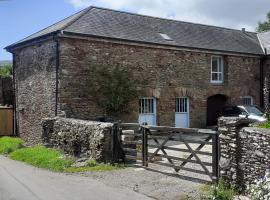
left=211, top=56, right=224, bottom=84
left=243, top=96, right=253, bottom=105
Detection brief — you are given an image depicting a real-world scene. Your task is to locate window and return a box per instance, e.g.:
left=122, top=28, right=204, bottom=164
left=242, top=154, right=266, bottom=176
left=139, top=98, right=155, bottom=114
left=159, top=33, right=173, bottom=41
left=176, top=97, right=188, bottom=113
left=243, top=96, right=253, bottom=105
left=211, top=56, right=224, bottom=84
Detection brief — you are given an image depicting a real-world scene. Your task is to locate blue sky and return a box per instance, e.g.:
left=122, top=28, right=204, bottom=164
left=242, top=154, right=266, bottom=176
left=1, top=0, right=270, bottom=61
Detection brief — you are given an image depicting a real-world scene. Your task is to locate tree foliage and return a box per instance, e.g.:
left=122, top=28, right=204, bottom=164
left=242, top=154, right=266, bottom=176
left=90, top=65, right=139, bottom=116
left=257, top=12, right=270, bottom=32
left=0, top=64, right=12, bottom=76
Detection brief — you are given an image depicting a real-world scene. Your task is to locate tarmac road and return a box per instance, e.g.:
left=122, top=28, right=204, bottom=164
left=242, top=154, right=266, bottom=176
left=0, top=155, right=152, bottom=200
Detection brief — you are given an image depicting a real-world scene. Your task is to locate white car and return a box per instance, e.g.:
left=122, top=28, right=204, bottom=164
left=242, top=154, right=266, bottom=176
left=221, top=105, right=267, bottom=122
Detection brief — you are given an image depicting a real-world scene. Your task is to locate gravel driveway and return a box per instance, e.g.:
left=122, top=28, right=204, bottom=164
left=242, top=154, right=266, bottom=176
left=81, top=134, right=213, bottom=200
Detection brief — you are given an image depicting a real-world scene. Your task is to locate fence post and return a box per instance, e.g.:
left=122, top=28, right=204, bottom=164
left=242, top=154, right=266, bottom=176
left=142, top=124, right=148, bottom=167
left=112, top=121, right=125, bottom=163
left=212, top=132, right=220, bottom=182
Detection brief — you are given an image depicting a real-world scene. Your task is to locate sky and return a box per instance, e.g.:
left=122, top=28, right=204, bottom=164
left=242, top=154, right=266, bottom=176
left=1, top=0, right=270, bottom=61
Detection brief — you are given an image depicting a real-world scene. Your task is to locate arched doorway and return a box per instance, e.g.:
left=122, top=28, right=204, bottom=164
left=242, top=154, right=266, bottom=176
left=207, top=94, right=228, bottom=126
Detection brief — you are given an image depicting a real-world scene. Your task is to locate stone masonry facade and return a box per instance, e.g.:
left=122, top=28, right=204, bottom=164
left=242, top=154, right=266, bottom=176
left=13, top=39, right=57, bottom=144
left=59, top=37, right=261, bottom=127
left=13, top=36, right=261, bottom=144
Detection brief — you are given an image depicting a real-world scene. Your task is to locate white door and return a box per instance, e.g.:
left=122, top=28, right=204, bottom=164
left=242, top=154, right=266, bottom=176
left=175, top=97, right=189, bottom=128
left=139, top=97, right=156, bottom=125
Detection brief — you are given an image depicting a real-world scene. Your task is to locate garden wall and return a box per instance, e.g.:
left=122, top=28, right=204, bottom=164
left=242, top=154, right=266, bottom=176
left=42, top=117, right=114, bottom=161
left=219, top=117, right=270, bottom=190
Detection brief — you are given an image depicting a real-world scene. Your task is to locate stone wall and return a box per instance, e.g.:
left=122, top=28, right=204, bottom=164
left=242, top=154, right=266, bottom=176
left=0, top=76, right=13, bottom=106
left=13, top=39, right=57, bottom=145
left=219, top=117, right=270, bottom=190
left=42, top=117, right=113, bottom=161
left=59, top=36, right=261, bottom=128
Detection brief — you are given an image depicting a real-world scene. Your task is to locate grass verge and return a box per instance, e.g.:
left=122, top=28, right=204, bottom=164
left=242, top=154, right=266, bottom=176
left=65, top=162, right=125, bottom=173
left=1, top=137, right=125, bottom=173
left=0, top=137, right=24, bottom=154
left=9, top=146, right=73, bottom=172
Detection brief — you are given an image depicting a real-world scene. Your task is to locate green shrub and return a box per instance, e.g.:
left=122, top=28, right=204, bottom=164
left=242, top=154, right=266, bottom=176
left=0, top=64, right=12, bottom=76
left=10, top=146, right=73, bottom=172
left=201, top=180, right=235, bottom=200
left=87, top=159, right=98, bottom=167
left=258, top=121, right=270, bottom=129
left=0, top=137, right=24, bottom=154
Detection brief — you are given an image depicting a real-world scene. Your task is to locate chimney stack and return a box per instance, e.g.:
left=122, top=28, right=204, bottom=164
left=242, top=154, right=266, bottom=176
left=242, top=28, right=246, bottom=33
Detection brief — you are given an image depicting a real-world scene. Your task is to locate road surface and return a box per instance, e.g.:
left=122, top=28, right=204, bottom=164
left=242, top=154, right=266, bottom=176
left=0, top=156, right=152, bottom=200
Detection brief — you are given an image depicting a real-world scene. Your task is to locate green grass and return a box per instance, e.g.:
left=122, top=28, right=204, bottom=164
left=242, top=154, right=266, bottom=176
left=9, top=146, right=73, bottom=172
left=1, top=137, right=125, bottom=173
left=200, top=180, right=235, bottom=200
left=0, top=137, right=24, bottom=154
left=65, top=159, right=125, bottom=173
left=258, top=120, right=270, bottom=129
left=65, top=164, right=124, bottom=173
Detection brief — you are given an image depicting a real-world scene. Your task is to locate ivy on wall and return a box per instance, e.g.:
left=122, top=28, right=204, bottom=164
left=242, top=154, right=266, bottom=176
left=89, top=65, right=139, bottom=116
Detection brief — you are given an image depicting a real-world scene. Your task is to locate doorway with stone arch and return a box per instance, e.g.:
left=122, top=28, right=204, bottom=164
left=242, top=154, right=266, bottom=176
left=207, top=94, right=228, bottom=126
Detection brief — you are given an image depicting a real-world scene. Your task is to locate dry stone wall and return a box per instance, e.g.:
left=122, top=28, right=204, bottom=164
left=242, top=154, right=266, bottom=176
left=42, top=117, right=114, bottom=161
left=219, top=117, right=270, bottom=190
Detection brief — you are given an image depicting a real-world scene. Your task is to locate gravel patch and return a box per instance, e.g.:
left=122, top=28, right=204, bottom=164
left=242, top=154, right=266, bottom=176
left=79, top=135, right=214, bottom=200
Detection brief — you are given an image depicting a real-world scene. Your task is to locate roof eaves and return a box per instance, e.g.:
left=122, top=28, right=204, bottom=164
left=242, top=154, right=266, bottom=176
left=5, top=7, right=93, bottom=51
left=61, top=30, right=264, bottom=56
left=5, top=31, right=59, bottom=52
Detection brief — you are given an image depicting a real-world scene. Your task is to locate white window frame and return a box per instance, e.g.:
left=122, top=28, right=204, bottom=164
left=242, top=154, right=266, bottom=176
left=139, top=97, right=156, bottom=114
left=211, top=56, right=224, bottom=84
left=175, top=97, right=189, bottom=114
left=243, top=96, right=253, bottom=105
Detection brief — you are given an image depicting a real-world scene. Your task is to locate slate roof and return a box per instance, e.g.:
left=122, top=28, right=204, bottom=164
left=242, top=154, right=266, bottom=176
left=258, top=31, right=270, bottom=55
left=6, top=6, right=265, bottom=55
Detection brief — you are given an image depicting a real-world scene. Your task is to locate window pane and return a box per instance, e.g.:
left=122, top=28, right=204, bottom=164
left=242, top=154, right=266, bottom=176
left=139, top=98, right=155, bottom=114
left=243, top=97, right=253, bottom=105
left=212, top=58, right=218, bottom=72
left=212, top=73, right=218, bottom=81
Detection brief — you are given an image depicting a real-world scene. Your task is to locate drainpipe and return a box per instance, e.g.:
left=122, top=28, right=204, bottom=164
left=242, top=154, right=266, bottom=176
left=260, top=49, right=267, bottom=108
left=12, top=53, right=18, bottom=136
left=54, top=33, right=60, bottom=116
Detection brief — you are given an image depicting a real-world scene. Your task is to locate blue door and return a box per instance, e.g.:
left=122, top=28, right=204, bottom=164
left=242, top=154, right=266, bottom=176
left=138, top=97, right=156, bottom=125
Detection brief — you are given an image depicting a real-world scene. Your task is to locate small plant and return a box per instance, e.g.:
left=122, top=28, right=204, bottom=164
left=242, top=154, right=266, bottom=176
left=0, top=137, right=24, bottom=154
left=248, top=172, right=270, bottom=200
left=87, top=159, right=98, bottom=167
left=258, top=120, right=270, bottom=129
left=201, top=179, right=235, bottom=200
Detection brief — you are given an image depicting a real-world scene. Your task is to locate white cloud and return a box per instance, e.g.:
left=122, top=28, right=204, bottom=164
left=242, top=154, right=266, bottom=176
left=68, top=0, right=92, bottom=9
left=67, top=0, right=270, bottom=31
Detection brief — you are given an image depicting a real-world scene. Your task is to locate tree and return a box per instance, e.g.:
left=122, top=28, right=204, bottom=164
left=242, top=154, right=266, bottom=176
left=0, top=64, right=12, bottom=76
left=257, top=12, right=270, bottom=32
left=90, top=65, right=139, bottom=116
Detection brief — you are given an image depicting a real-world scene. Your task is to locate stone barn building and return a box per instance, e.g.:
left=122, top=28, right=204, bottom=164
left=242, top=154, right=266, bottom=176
left=5, top=6, right=270, bottom=144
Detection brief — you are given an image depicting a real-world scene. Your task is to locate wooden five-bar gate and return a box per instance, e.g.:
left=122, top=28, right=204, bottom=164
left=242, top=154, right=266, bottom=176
left=112, top=122, right=220, bottom=182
